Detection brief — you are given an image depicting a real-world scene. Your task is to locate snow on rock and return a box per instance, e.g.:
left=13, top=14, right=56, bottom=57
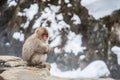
left=64, top=0, right=70, bottom=3
left=64, top=31, right=86, bottom=55
left=81, top=0, right=120, bottom=19
left=12, top=32, right=24, bottom=42
left=54, top=47, right=61, bottom=54
left=33, top=4, right=61, bottom=29
left=50, top=35, right=61, bottom=48
left=67, top=3, right=72, bottom=7
left=80, top=55, right=85, bottom=60
left=71, top=13, right=81, bottom=24
left=56, top=13, right=63, bottom=21
left=7, top=0, right=17, bottom=7
left=79, top=60, right=110, bottom=78
left=50, top=60, right=110, bottom=78
left=5, top=42, right=10, bottom=46
left=111, top=46, right=120, bottom=65
left=21, top=21, right=30, bottom=29
left=23, top=4, right=39, bottom=20
left=18, top=4, right=39, bottom=29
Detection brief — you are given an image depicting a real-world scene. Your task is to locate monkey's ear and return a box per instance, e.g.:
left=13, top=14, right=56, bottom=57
left=35, top=28, right=39, bottom=34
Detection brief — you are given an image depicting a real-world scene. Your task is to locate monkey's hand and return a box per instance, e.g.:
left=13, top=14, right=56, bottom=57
left=46, top=45, right=51, bottom=53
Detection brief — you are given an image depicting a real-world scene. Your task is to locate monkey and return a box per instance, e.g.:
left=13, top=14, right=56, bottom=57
left=22, top=27, right=51, bottom=70
left=0, top=76, right=4, bottom=80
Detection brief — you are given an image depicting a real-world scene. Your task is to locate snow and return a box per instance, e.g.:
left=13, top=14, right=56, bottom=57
left=21, top=21, right=30, bottom=29
left=56, top=13, right=63, bottom=21
left=67, top=3, right=72, bottom=7
left=33, top=5, right=61, bottom=29
left=80, top=55, right=85, bottom=60
left=111, top=46, right=120, bottom=65
left=7, top=0, right=17, bottom=7
left=64, top=31, right=86, bottom=55
left=50, top=35, right=61, bottom=48
left=24, top=4, right=39, bottom=20
left=71, top=14, right=81, bottom=24
left=18, top=4, right=39, bottom=29
left=64, top=0, right=70, bottom=3
left=81, top=0, right=120, bottom=19
left=54, top=47, right=62, bottom=54
left=12, top=32, right=24, bottom=42
left=50, top=60, right=110, bottom=78
left=5, top=42, right=10, bottom=46
left=58, top=0, right=62, bottom=4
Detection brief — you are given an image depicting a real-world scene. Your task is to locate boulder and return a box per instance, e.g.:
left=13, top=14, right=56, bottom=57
left=0, top=56, right=115, bottom=80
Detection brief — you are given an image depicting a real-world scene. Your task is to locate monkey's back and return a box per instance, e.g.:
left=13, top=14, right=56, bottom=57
left=22, top=34, right=42, bottom=61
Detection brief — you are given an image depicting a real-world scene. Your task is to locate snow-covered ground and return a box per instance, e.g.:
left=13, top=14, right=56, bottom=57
left=81, top=0, right=120, bottom=19
left=50, top=60, right=110, bottom=78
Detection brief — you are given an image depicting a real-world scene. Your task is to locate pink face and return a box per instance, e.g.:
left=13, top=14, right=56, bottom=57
left=42, top=33, right=48, bottom=41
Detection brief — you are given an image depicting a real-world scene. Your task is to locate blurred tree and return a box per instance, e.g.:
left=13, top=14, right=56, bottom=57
left=0, top=0, right=120, bottom=78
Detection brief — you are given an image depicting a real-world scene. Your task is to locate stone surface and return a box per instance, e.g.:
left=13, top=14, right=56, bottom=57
left=0, top=67, right=114, bottom=80
left=0, top=56, right=22, bottom=62
left=0, top=56, right=26, bottom=67
left=1, top=67, right=50, bottom=80
left=0, top=56, right=115, bottom=80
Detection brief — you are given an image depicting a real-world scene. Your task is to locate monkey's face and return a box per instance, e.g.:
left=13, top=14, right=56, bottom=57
left=35, top=27, right=49, bottom=42
left=42, top=33, right=48, bottom=41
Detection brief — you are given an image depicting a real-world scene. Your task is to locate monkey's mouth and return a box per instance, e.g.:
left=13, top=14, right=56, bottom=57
left=42, top=33, right=48, bottom=40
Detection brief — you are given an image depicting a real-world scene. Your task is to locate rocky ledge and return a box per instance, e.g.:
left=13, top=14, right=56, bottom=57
left=0, top=55, right=114, bottom=80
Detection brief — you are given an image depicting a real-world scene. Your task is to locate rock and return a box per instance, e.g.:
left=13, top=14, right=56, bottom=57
left=0, top=56, right=22, bottom=62
left=0, top=55, right=26, bottom=73
left=0, top=55, right=26, bottom=67
left=1, top=67, right=50, bottom=80
left=0, top=66, right=114, bottom=80
left=0, top=56, right=115, bottom=80
left=0, top=55, right=26, bottom=74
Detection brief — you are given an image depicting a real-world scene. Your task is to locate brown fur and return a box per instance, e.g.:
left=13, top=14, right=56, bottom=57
left=0, top=76, right=4, bottom=80
left=22, top=27, right=51, bottom=69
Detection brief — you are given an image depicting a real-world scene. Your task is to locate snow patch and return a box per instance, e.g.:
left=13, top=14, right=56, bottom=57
left=24, top=4, right=39, bottom=20
left=111, top=46, right=120, bottom=65
left=18, top=4, right=39, bottom=29
left=80, top=55, right=85, bottom=60
left=64, top=0, right=70, bottom=3
left=12, top=32, right=24, bottom=42
left=67, top=3, right=72, bottom=7
left=50, top=35, right=61, bottom=48
left=64, top=31, right=86, bottom=55
left=5, top=42, right=10, bottom=46
left=50, top=60, right=110, bottom=78
left=71, top=14, right=81, bottom=24
left=56, top=13, right=63, bottom=21
left=54, top=48, right=61, bottom=54
left=7, top=0, right=17, bottom=7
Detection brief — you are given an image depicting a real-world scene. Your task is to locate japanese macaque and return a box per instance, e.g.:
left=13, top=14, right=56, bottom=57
left=0, top=76, right=4, bottom=80
left=22, top=27, right=51, bottom=70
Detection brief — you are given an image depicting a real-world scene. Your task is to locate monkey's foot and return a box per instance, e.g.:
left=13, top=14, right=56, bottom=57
left=44, top=63, right=51, bottom=70
left=27, top=63, right=39, bottom=67
left=35, top=64, right=45, bottom=69
left=35, top=63, right=51, bottom=70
